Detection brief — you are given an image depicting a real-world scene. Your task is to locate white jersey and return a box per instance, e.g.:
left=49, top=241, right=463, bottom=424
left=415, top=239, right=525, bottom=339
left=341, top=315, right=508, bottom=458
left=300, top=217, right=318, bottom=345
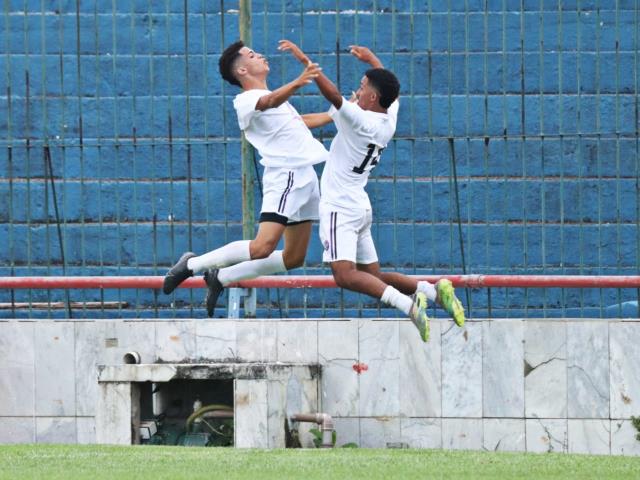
left=233, top=89, right=328, bottom=168
left=320, top=99, right=399, bottom=211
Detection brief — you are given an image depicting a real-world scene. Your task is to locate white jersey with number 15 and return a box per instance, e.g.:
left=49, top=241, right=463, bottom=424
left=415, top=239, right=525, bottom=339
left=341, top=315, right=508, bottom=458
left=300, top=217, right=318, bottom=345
left=321, top=99, right=399, bottom=211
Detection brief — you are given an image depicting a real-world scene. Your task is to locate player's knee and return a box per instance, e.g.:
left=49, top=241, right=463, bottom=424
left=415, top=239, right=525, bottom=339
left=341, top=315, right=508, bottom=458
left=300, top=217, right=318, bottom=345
left=333, top=270, right=353, bottom=289
left=283, top=252, right=305, bottom=270
left=250, top=240, right=277, bottom=259
left=368, top=268, right=383, bottom=280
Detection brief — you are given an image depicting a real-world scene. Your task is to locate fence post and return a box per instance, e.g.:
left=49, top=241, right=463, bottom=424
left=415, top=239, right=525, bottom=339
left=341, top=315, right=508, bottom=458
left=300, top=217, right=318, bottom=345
left=235, top=0, right=255, bottom=319
left=239, top=0, right=255, bottom=243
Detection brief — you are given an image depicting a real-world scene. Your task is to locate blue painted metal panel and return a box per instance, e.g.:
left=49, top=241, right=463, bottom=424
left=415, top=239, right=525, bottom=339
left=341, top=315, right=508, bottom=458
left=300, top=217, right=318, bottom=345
left=0, top=2, right=637, bottom=318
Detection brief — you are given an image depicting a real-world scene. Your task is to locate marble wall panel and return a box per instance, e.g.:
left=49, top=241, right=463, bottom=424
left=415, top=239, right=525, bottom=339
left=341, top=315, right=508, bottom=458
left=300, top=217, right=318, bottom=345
left=267, top=380, right=286, bottom=448
left=0, top=418, right=35, bottom=443
left=483, top=320, right=524, bottom=417
left=235, top=379, right=268, bottom=448
left=236, top=321, right=277, bottom=362
left=195, top=321, right=237, bottom=361
left=75, top=322, right=102, bottom=417
left=525, top=322, right=567, bottom=418
left=567, top=322, right=609, bottom=419
left=358, top=320, right=400, bottom=416
left=525, top=419, right=568, bottom=453
left=155, top=320, right=197, bottom=362
left=99, top=320, right=156, bottom=365
left=483, top=419, right=526, bottom=452
left=442, top=322, right=482, bottom=418
left=610, top=322, right=640, bottom=419
left=320, top=359, right=359, bottom=416
left=568, top=419, right=610, bottom=455
left=76, top=417, right=96, bottom=444
left=277, top=321, right=318, bottom=363
left=442, top=418, right=483, bottom=450
left=318, top=320, right=358, bottom=361
left=400, top=321, right=442, bottom=417
left=0, top=367, right=35, bottom=416
left=36, top=417, right=77, bottom=444
left=0, top=321, right=35, bottom=365
left=359, top=417, right=401, bottom=448
left=611, top=419, right=640, bottom=456
left=331, top=417, right=360, bottom=447
left=400, top=418, right=442, bottom=449
left=35, top=322, right=76, bottom=416
left=96, top=382, right=132, bottom=445
left=0, top=322, right=35, bottom=416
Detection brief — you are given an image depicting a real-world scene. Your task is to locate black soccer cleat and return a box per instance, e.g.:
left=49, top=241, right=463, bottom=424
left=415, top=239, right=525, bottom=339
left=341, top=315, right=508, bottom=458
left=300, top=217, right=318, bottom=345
left=204, top=269, right=224, bottom=318
left=162, top=252, right=196, bottom=294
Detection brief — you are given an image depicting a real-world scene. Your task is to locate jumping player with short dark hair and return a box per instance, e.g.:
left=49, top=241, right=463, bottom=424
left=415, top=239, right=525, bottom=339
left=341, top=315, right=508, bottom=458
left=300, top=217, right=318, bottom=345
left=163, top=41, right=326, bottom=316
left=279, top=41, right=465, bottom=340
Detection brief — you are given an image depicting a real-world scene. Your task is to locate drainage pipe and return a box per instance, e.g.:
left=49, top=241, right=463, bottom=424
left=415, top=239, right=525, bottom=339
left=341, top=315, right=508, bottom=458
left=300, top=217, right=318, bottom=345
left=123, top=351, right=141, bottom=364
left=290, top=413, right=334, bottom=448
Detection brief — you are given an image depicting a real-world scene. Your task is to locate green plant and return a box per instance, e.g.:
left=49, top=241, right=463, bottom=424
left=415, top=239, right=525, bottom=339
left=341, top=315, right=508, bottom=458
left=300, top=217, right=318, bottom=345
left=308, top=428, right=357, bottom=448
left=631, top=416, right=640, bottom=441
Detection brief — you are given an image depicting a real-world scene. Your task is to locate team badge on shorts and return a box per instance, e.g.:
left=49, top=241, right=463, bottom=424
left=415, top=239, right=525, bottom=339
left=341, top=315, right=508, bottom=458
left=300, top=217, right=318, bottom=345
left=323, top=240, right=330, bottom=251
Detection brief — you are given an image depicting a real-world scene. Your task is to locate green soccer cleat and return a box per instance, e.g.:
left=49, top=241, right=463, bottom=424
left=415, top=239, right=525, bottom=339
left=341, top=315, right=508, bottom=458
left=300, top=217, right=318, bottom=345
left=436, top=279, right=465, bottom=327
left=410, top=292, right=430, bottom=342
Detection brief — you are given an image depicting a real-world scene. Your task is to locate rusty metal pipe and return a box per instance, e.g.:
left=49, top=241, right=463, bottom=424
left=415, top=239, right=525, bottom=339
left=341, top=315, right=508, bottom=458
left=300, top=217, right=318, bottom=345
left=2, top=275, right=640, bottom=290
left=290, top=413, right=334, bottom=448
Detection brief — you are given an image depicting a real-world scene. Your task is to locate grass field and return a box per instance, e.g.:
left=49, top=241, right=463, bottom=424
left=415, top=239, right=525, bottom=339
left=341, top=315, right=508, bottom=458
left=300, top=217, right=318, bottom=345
left=1, top=445, right=640, bottom=480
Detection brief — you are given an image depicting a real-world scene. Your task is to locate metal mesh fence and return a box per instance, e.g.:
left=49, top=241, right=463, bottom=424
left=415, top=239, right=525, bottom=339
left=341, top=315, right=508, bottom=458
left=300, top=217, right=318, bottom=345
left=0, top=1, right=638, bottom=318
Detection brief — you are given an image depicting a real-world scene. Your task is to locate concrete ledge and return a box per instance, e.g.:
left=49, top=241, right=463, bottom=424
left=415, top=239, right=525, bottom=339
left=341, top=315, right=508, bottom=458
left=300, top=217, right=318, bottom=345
left=97, top=363, right=321, bottom=383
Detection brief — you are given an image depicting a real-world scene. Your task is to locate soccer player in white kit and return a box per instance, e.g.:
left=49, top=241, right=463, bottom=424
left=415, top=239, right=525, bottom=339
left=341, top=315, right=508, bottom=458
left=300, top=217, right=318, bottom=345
left=163, top=40, right=327, bottom=316
left=279, top=41, right=465, bottom=341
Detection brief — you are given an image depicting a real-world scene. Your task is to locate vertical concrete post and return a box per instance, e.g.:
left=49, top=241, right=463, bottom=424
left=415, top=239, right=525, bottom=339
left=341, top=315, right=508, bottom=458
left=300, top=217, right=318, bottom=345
left=239, top=0, right=255, bottom=243
left=96, top=382, right=133, bottom=445
left=235, top=379, right=269, bottom=448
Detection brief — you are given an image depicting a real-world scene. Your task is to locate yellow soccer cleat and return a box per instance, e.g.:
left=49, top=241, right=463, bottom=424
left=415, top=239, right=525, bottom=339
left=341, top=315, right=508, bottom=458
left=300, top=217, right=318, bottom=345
left=410, top=292, right=430, bottom=342
left=436, top=279, right=465, bottom=327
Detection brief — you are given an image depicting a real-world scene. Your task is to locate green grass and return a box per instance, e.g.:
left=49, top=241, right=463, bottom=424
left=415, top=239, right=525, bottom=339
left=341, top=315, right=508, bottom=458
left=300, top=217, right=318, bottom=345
left=1, top=445, right=639, bottom=480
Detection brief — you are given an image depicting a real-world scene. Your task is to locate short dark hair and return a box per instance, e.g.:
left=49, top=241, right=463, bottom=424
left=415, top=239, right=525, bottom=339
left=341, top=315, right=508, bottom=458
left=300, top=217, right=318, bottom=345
left=365, top=68, right=400, bottom=109
left=219, top=40, right=244, bottom=87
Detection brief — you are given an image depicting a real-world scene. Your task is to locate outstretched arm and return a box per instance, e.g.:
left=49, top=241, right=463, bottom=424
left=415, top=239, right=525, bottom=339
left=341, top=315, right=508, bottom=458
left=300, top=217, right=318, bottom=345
left=278, top=40, right=343, bottom=110
left=301, top=91, right=358, bottom=128
left=301, top=113, right=333, bottom=129
left=349, top=45, right=384, bottom=68
left=255, top=61, right=322, bottom=111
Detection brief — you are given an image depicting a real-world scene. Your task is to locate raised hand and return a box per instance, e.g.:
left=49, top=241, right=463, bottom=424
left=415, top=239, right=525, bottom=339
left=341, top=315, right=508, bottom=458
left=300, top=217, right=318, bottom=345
left=278, top=39, right=309, bottom=64
left=349, top=45, right=383, bottom=68
left=296, top=61, right=322, bottom=86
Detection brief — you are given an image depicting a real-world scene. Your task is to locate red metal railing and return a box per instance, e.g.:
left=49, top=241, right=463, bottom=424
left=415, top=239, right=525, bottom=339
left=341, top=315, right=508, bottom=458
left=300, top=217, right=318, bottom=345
left=1, top=275, right=640, bottom=290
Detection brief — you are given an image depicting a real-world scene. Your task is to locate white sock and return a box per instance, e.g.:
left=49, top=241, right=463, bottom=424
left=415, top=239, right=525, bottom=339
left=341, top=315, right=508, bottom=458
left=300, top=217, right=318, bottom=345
left=187, top=240, right=251, bottom=274
left=381, top=286, right=413, bottom=316
left=217, top=251, right=286, bottom=286
left=417, top=280, right=437, bottom=302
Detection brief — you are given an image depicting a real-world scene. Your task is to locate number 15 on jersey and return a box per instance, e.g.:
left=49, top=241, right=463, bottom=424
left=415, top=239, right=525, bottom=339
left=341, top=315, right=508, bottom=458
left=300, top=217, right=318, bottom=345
left=352, top=143, right=384, bottom=174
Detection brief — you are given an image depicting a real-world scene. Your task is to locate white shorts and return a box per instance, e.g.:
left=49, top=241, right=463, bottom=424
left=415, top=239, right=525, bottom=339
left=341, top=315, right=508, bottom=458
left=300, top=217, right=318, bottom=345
left=319, top=203, right=378, bottom=264
left=260, top=165, right=320, bottom=225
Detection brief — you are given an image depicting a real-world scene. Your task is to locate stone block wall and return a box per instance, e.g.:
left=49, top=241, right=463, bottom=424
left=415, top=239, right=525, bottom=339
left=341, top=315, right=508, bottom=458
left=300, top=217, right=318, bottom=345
left=1, top=317, right=639, bottom=454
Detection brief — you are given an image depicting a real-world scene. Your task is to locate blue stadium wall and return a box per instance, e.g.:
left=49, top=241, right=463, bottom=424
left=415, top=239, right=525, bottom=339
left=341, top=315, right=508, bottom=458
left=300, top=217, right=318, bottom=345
left=0, top=1, right=638, bottom=318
